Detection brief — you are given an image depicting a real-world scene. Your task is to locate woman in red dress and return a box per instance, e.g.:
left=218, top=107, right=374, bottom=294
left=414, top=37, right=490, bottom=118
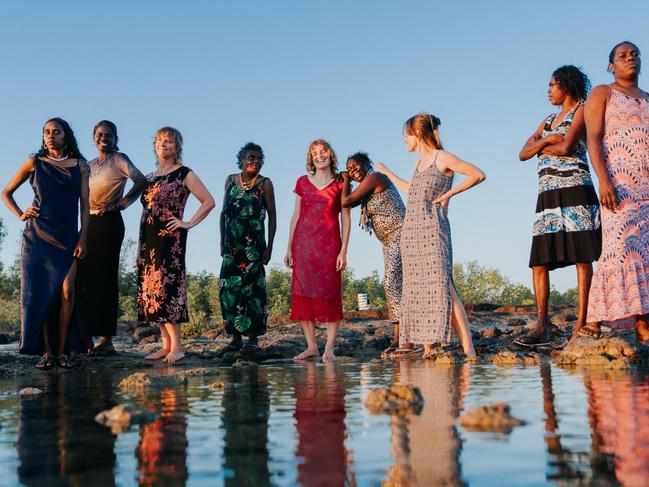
left=285, top=139, right=351, bottom=362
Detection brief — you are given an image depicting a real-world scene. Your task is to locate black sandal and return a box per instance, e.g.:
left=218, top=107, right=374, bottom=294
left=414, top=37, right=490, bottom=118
left=513, top=335, right=551, bottom=348
left=240, top=343, right=260, bottom=354
left=57, top=354, right=81, bottom=369
left=88, top=345, right=116, bottom=357
left=35, top=354, right=56, bottom=370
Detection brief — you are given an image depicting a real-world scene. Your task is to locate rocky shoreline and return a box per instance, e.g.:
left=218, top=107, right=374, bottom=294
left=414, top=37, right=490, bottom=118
left=1, top=304, right=647, bottom=377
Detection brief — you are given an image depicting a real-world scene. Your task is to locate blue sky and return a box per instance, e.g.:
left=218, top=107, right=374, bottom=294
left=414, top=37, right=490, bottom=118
left=1, top=0, right=647, bottom=290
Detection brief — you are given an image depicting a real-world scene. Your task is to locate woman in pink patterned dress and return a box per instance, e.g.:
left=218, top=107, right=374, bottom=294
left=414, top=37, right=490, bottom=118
left=137, top=127, right=215, bottom=363
left=582, top=42, right=649, bottom=343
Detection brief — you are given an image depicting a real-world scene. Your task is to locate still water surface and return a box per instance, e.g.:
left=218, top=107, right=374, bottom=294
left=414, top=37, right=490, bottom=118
left=0, top=360, right=647, bottom=486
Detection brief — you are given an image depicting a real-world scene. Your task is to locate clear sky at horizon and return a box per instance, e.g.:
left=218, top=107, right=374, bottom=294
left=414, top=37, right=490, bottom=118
left=1, top=0, right=647, bottom=291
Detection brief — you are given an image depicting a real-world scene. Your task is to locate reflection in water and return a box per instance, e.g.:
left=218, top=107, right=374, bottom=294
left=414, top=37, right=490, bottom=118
left=136, top=387, right=188, bottom=486
left=222, top=366, right=270, bottom=487
left=383, top=361, right=467, bottom=487
left=584, top=370, right=649, bottom=487
left=293, top=362, right=354, bottom=486
left=17, top=372, right=117, bottom=486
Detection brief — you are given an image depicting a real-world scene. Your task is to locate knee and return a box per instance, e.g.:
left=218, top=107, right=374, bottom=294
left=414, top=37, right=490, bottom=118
left=61, top=285, right=75, bottom=304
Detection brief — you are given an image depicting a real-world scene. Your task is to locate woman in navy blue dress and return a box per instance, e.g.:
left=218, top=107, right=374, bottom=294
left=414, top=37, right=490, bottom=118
left=2, top=117, right=89, bottom=369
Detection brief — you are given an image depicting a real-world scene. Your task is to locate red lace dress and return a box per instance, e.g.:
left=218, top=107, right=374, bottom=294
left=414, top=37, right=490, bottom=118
left=290, top=175, right=344, bottom=322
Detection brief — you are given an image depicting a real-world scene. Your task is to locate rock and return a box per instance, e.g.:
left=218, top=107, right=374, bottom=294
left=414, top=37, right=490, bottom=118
left=505, top=318, right=527, bottom=327
left=118, top=372, right=185, bottom=390
left=364, top=384, right=424, bottom=416
left=482, top=327, right=502, bottom=338
left=0, top=334, right=8, bottom=345
left=490, top=351, right=525, bottom=366
left=133, top=326, right=160, bottom=340
left=458, top=401, right=526, bottom=433
left=95, top=404, right=156, bottom=434
left=555, top=336, right=643, bottom=367
left=495, top=305, right=536, bottom=314
left=564, top=313, right=578, bottom=322
left=232, top=359, right=258, bottom=368
left=19, top=387, right=43, bottom=396
left=209, top=381, right=225, bottom=389
left=435, top=352, right=462, bottom=364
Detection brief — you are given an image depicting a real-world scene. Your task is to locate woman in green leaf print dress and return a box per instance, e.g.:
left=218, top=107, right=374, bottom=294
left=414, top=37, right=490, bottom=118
left=219, top=142, right=277, bottom=354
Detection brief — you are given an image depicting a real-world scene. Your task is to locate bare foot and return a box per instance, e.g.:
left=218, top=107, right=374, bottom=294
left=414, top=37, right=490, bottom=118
left=163, top=350, right=185, bottom=364
left=322, top=348, right=335, bottom=363
left=145, top=348, right=170, bottom=360
left=293, top=348, right=318, bottom=361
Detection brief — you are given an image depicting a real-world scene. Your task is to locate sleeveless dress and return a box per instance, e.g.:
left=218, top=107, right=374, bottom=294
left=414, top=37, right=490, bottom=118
left=20, top=158, right=85, bottom=355
left=399, top=160, right=455, bottom=345
left=219, top=174, right=269, bottom=336
left=136, top=166, right=192, bottom=324
left=587, top=87, right=649, bottom=324
left=529, top=106, right=601, bottom=269
left=290, top=175, right=343, bottom=322
left=360, top=180, right=405, bottom=323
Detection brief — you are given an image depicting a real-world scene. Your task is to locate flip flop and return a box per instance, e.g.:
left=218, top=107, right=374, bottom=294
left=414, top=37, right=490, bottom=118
left=513, top=335, right=551, bottom=348
left=57, top=354, right=81, bottom=369
left=35, top=354, right=56, bottom=370
left=577, top=326, right=602, bottom=340
left=240, top=343, right=260, bottom=354
left=89, top=345, right=117, bottom=357
left=382, top=343, right=399, bottom=355
left=391, top=346, right=424, bottom=357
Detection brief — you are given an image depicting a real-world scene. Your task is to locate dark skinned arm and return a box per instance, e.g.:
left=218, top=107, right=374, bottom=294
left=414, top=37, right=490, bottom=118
left=262, top=178, right=276, bottom=265
left=340, top=172, right=387, bottom=208
left=584, top=85, right=617, bottom=211
left=220, top=176, right=230, bottom=257
left=2, top=157, right=37, bottom=220
left=519, top=118, right=564, bottom=161
left=541, top=105, right=586, bottom=156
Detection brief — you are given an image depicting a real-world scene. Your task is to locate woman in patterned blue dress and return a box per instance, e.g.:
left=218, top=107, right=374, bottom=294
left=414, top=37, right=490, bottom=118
left=516, top=66, right=601, bottom=346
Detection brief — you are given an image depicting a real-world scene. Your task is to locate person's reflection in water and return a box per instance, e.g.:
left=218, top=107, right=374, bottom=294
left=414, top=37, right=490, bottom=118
left=136, top=387, right=188, bottom=486
left=540, top=363, right=586, bottom=482
left=383, top=361, right=467, bottom=487
left=584, top=370, right=649, bottom=486
left=221, top=366, right=271, bottom=486
left=17, top=372, right=117, bottom=486
left=293, top=361, right=353, bottom=486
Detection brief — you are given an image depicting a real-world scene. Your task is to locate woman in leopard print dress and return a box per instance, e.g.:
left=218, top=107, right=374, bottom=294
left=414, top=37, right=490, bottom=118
left=341, top=152, right=405, bottom=354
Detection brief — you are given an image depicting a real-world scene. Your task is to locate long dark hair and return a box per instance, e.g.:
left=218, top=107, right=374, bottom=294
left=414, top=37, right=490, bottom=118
left=36, top=117, right=85, bottom=160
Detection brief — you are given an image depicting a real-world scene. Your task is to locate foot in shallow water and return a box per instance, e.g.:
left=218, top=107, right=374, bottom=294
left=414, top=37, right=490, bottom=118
left=145, top=348, right=170, bottom=360
left=293, top=348, right=319, bottom=361
left=322, top=348, right=336, bottom=363
left=163, top=350, right=185, bottom=364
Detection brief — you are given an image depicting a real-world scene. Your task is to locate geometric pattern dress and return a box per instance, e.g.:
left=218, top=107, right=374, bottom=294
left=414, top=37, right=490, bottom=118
left=587, top=87, right=649, bottom=325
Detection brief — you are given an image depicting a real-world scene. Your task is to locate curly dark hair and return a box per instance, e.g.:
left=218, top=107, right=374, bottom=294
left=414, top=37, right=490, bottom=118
left=609, top=41, right=641, bottom=64
left=236, top=142, right=264, bottom=169
left=36, top=117, right=85, bottom=160
left=552, top=65, right=591, bottom=102
left=347, top=151, right=373, bottom=170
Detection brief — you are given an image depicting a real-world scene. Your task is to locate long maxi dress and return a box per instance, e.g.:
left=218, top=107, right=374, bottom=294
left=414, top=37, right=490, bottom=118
left=359, top=179, right=405, bottom=323
left=20, top=158, right=85, bottom=355
left=587, top=86, right=649, bottom=326
left=136, top=166, right=192, bottom=324
left=290, top=175, right=344, bottom=322
left=529, top=106, right=601, bottom=269
left=219, top=174, right=269, bottom=336
left=80, top=152, right=146, bottom=337
left=399, top=159, right=455, bottom=345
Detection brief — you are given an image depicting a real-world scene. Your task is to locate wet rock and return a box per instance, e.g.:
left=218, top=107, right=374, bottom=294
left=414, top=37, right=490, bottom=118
left=565, top=313, right=578, bottom=322
left=19, top=387, right=43, bottom=396
left=209, top=381, right=225, bottom=389
left=555, top=336, right=643, bottom=368
left=232, top=359, right=258, bottom=368
left=490, top=351, right=525, bottom=365
left=364, top=384, right=424, bottom=416
left=458, top=401, right=526, bottom=433
left=133, top=326, right=160, bottom=340
left=95, top=404, right=156, bottom=434
left=118, top=372, right=185, bottom=390
left=435, top=352, right=462, bottom=365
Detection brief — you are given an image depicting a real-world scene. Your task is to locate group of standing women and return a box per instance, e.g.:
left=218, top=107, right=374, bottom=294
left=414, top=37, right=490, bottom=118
left=516, top=40, right=649, bottom=347
left=2, top=121, right=215, bottom=368
left=4, top=39, right=647, bottom=370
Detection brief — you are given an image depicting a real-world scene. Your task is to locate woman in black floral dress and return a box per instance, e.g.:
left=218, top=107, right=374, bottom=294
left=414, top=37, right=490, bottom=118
left=219, top=142, right=276, bottom=354
left=137, top=127, right=215, bottom=363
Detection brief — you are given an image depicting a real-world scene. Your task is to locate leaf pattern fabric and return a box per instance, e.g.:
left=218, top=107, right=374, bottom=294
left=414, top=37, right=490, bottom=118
left=219, top=175, right=268, bottom=335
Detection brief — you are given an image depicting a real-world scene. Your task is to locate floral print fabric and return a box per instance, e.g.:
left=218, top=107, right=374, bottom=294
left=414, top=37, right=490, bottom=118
left=219, top=175, right=268, bottom=335
left=137, top=166, right=191, bottom=324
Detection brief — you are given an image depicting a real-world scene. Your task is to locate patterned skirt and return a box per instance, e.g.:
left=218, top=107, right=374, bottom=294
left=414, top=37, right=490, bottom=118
left=530, top=174, right=602, bottom=269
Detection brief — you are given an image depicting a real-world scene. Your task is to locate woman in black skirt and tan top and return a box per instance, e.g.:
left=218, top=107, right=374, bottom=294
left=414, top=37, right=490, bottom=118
left=79, top=120, right=147, bottom=355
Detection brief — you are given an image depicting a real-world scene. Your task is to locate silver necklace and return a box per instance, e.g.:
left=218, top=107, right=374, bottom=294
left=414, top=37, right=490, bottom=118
left=48, top=154, right=69, bottom=162
left=91, top=154, right=111, bottom=177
